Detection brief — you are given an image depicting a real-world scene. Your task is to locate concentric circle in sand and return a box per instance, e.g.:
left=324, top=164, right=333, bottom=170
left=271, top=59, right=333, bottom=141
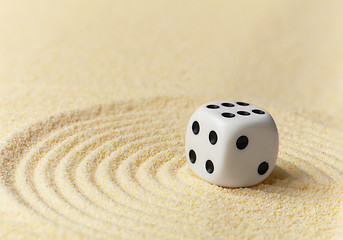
left=0, top=96, right=342, bottom=239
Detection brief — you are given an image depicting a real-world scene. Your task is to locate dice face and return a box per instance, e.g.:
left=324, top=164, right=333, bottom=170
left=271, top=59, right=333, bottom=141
left=185, top=101, right=279, bottom=187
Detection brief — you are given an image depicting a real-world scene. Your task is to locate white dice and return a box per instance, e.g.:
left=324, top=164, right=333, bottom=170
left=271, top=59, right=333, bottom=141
left=185, top=101, right=279, bottom=187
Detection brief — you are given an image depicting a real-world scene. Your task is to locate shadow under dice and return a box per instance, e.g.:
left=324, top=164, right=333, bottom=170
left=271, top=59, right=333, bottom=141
left=185, top=101, right=279, bottom=187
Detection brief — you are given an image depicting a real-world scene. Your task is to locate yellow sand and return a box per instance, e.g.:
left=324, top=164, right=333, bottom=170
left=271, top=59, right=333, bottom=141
left=0, top=0, right=342, bottom=239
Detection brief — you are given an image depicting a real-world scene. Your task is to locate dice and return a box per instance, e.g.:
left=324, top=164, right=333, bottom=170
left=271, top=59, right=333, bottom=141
left=185, top=101, right=279, bottom=187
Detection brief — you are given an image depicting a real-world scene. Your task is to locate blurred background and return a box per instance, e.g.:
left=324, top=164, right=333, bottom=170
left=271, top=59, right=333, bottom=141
left=0, top=0, right=342, bottom=138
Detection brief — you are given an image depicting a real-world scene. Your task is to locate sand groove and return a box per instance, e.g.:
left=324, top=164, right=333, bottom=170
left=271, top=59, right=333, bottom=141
left=0, top=96, right=342, bottom=239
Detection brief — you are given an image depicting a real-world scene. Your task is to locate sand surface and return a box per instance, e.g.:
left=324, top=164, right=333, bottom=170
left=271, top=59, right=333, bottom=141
left=0, top=1, right=342, bottom=239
